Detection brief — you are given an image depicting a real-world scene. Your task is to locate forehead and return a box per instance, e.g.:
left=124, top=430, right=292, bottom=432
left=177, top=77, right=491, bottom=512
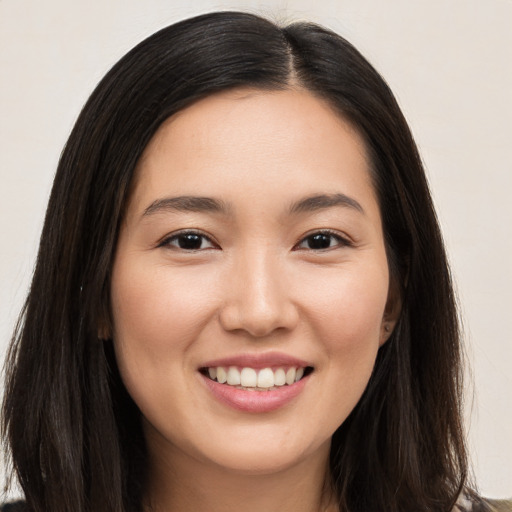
left=128, top=88, right=377, bottom=219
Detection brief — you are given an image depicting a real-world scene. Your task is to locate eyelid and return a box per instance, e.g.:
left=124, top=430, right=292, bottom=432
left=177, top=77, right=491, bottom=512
left=157, top=229, right=220, bottom=250
left=292, top=229, right=354, bottom=251
left=155, top=228, right=352, bottom=251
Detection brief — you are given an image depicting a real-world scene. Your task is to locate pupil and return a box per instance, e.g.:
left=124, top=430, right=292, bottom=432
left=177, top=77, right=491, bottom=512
left=178, top=234, right=202, bottom=250
left=308, top=234, right=331, bottom=249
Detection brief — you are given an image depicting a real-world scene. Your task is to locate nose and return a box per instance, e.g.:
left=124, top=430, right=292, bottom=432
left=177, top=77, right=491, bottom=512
left=218, top=249, right=299, bottom=338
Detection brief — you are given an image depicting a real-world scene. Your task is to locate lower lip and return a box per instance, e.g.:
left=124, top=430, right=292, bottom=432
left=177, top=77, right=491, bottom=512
left=200, top=373, right=309, bottom=413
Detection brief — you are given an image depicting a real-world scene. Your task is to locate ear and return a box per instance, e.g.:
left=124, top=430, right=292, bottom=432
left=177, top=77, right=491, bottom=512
left=379, top=278, right=402, bottom=346
left=97, top=322, right=111, bottom=341
left=95, top=291, right=114, bottom=340
left=97, top=309, right=112, bottom=341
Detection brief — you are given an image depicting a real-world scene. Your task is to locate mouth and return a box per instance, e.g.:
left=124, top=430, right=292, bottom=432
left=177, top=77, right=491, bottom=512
left=200, top=365, right=314, bottom=391
left=198, top=353, right=314, bottom=412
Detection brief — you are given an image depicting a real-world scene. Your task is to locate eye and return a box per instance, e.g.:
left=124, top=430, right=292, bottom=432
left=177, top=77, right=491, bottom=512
left=294, top=231, right=351, bottom=251
left=159, top=231, right=218, bottom=251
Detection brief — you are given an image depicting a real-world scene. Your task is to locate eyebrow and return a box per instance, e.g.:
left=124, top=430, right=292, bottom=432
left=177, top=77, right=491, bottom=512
left=142, top=196, right=230, bottom=217
left=141, top=192, right=364, bottom=219
left=288, top=193, right=364, bottom=215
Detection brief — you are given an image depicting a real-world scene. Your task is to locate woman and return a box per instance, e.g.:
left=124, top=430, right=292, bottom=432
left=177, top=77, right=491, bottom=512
left=1, top=11, right=510, bottom=512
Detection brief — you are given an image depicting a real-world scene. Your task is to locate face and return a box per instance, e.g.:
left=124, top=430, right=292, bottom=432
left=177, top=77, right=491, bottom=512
left=110, top=88, right=397, bottom=477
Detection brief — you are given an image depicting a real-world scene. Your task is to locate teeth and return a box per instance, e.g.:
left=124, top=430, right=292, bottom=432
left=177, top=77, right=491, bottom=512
left=285, top=367, right=296, bottom=385
left=240, top=367, right=257, bottom=387
left=227, top=366, right=241, bottom=385
left=257, top=368, right=274, bottom=388
left=206, top=365, right=308, bottom=388
left=274, top=368, right=286, bottom=386
left=216, top=367, right=227, bottom=384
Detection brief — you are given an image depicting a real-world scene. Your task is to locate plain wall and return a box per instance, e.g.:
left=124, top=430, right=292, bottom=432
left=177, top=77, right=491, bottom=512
left=1, top=0, right=510, bottom=499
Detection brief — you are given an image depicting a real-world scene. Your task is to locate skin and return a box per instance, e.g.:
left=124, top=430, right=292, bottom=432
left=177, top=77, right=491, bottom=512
left=110, top=88, right=399, bottom=512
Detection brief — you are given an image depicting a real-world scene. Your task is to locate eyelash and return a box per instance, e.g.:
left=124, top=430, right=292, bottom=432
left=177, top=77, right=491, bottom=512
left=293, top=230, right=353, bottom=251
left=158, top=229, right=352, bottom=252
left=158, top=230, right=219, bottom=251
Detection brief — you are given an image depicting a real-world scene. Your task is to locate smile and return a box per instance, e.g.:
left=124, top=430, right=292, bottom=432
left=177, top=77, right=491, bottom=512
left=199, top=355, right=314, bottom=413
left=202, top=366, right=312, bottom=390
left=198, top=353, right=314, bottom=412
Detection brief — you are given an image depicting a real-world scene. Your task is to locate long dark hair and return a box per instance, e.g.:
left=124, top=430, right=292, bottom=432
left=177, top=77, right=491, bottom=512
left=2, top=11, right=470, bottom=512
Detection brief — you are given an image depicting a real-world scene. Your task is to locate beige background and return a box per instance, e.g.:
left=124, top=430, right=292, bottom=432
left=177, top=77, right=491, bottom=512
left=0, top=0, right=510, bottom=499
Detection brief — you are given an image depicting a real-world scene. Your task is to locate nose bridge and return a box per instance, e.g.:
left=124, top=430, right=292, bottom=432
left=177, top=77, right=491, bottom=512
left=219, top=244, right=297, bottom=337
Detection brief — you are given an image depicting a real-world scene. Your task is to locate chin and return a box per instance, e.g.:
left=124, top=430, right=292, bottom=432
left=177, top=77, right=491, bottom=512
left=187, top=425, right=332, bottom=476
left=204, top=449, right=316, bottom=476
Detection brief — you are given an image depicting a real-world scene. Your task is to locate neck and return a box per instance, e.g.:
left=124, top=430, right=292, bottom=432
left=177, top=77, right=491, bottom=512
left=144, top=433, right=337, bottom=512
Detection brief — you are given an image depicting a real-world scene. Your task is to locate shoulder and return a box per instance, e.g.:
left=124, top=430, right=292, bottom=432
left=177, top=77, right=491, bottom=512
left=454, top=493, right=512, bottom=512
left=484, top=498, right=512, bottom=512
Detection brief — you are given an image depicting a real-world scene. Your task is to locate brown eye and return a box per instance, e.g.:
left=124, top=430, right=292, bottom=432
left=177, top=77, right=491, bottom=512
left=161, top=232, right=217, bottom=251
left=295, top=231, right=350, bottom=251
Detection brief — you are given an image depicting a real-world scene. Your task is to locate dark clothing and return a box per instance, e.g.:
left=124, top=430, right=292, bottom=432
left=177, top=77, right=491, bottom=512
left=0, top=502, right=26, bottom=512
left=2, top=497, right=511, bottom=511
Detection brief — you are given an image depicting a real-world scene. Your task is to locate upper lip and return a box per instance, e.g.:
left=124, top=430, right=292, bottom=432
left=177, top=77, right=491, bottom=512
left=200, top=351, right=312, bottom=370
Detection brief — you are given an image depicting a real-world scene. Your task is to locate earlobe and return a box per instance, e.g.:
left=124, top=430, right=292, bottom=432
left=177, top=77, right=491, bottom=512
left=97, top=317, right=112, bottom=341
left=379, top=320, right=395, bottom=346
left=379, top=278, right=402, bottom=346
left=97, top=301, right=113, bottom=340
left=98, top=326, right=111, bottom=341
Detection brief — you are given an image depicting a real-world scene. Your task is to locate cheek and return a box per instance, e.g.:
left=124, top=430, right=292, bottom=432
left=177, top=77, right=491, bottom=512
left=109, top=257, right=221, bottom=401
left=109, top=258, right=223, bottom=427
left=302, top=265, right=388, bottom=424
left=299, top=263, right=389, bottom=351
left=111, top=260, right=217, bottom=347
